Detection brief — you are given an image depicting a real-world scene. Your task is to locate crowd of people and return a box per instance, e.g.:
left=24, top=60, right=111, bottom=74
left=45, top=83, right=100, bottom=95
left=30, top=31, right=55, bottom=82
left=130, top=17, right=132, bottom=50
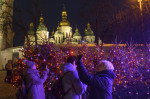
left=4, top=55, right=116, bottom=99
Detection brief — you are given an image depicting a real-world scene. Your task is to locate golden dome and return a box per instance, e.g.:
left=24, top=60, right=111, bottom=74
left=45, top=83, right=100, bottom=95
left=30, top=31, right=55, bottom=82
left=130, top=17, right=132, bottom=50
left=60, top=20, right=70, bottom=26
left=60, top=5, right=70, bottom=26
left=40, top=16, right=44, bottom=22
left=62, top=11, right=67, bottom=17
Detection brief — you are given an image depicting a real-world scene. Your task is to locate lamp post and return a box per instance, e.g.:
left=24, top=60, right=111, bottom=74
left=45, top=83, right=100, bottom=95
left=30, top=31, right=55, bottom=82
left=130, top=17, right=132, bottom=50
left=138, top=0, right=143, bottom=16
left=138, top=0, right=142, bottom=11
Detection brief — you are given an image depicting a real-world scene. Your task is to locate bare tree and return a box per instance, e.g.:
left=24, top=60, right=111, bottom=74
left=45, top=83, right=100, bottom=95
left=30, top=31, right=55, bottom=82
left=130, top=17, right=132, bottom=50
left=0, top=0, right=14, bottom=49
left=80, top=0, right=116, bottom=45
left=12, top=0, right=42, bottom=47
left=80, top=0, right=150, bottom=44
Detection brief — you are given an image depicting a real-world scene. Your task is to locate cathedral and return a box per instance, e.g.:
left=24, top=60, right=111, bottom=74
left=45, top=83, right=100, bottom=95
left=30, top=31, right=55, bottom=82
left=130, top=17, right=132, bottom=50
left=0, top=2, right=98, bottom=70
left=25, top=7, right=96, bottom=45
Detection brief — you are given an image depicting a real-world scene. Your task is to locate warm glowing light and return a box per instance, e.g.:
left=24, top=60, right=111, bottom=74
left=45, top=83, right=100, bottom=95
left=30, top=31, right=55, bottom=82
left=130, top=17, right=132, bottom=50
left=138, top=0, right=143, bottom=15
left=70, top=51, right=74, bottom=55
left=11, top=42, right=150, bottom=98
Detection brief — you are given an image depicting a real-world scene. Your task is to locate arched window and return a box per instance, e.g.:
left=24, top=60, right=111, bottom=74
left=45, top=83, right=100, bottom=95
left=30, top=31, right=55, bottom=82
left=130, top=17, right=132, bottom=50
left=56, top=37, right=57, bottom=43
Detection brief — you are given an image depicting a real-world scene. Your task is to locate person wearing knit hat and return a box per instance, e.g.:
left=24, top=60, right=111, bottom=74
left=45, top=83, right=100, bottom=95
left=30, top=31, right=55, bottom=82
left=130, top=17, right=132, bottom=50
left=23, top=60, right=36, bottom=69
left=23, top=59, right=49, bottom=99
left=76, top=55, right=116, bottom=99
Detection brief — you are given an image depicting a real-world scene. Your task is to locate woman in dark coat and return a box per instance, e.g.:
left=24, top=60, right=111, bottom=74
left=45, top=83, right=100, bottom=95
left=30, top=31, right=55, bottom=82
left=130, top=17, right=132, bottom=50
left=5, top=60, right=13, bottom=83
left=76, top=56, right=116, bottom=99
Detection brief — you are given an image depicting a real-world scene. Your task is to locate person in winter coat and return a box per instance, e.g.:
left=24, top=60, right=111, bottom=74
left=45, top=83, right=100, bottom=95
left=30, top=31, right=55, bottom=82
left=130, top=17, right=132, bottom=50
left=76, top=55, right=116, bottom=99
left=60, top=56, right=87, bottom=99
left=23, top=60, right=49, bottom=99
left=5, top=60, right=13, bottom=83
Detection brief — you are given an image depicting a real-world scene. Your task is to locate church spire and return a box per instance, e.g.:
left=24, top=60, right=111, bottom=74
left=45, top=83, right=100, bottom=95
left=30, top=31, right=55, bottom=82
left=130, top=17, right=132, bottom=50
left=57, top=21, right=60, bottom=30
left=87, top=21, right=91, bottom=29
left=63, top=4, right=66, bottom=11
left=39, top=12, right=44, bottom=22
left=60, top=4, right=70, bottom=26
left=30, top=22, right=34, bottom=29
left=52, top=28, right=55, bottom=35
left=75, top=25, right=79, bottom=33
left=28, top=22, right=34, bottom=35
left=51, top=28, right=55, bottom=38
left=62, top=4, right=67, bottom=21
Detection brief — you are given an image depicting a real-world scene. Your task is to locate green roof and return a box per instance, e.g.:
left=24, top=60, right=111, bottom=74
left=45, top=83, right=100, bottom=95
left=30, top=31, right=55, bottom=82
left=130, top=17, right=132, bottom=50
left=73, top=32, right=81, bottom=36
left=84, top=28, right=94, bottom=36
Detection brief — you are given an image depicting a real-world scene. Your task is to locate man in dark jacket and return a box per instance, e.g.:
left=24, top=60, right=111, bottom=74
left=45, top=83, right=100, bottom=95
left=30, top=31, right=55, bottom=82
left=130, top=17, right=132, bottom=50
left=76, top=56, right=116, bottom=99
left=60, top=56, right=87, bottom=99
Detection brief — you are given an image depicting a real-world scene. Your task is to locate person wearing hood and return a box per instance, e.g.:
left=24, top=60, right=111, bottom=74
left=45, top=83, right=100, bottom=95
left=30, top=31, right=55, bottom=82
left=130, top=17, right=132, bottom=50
left=23, top=60, right=49, bottom=99
left=76, top=55, right=116, bottom=99
left=60, top=56, right=87, bottom=99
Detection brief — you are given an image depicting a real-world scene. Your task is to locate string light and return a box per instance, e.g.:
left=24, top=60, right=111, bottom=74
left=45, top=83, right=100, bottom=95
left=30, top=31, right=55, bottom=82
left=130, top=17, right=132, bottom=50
left=11, top=42, right=150, bottom=98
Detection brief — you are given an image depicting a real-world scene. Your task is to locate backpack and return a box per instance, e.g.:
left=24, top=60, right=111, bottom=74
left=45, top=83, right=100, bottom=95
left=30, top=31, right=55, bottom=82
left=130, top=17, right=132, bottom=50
left=16, top=77, right=26, bottom=99
left=51, top=71, right=72, bottom=99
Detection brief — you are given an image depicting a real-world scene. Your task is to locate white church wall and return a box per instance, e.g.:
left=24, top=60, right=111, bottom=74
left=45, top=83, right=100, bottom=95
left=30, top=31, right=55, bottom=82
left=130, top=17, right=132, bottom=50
left=0, top=46, right=23, bottom=70
left=61, top=26, right=72, bottom=38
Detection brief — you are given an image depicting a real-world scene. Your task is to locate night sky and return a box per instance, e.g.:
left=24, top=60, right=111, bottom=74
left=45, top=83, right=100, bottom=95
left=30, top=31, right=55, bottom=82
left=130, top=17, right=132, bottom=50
left=12, top=0, right=150, bottom=46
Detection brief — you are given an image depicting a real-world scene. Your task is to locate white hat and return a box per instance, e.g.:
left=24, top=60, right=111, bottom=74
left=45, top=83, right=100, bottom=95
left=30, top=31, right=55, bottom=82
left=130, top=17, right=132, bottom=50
left=96, top=60, right=114, bottom=71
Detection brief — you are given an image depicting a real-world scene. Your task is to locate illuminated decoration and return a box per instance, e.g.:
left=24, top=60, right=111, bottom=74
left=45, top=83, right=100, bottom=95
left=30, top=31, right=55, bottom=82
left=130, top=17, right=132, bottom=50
left=11, top=39, right=150, bottom=98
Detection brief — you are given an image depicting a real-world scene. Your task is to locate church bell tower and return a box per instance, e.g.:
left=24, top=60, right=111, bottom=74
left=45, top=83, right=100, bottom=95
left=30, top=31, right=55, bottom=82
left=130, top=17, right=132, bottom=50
left=0, top=0, right=14, bottom=50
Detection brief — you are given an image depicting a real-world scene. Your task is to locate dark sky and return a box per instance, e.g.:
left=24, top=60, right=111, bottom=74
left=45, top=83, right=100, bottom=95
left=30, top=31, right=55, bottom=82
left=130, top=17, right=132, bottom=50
left=13, top=0, right=150, bottom=46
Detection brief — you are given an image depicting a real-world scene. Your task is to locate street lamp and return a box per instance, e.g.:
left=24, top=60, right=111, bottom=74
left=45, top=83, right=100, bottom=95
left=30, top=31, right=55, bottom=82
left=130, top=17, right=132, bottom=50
left=138, top=0, right=142, bottom=15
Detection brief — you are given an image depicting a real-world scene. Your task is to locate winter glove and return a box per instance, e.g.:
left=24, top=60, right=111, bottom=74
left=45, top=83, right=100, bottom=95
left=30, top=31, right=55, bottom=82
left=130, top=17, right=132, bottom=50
left=76, top=55, right=83, bottom=65
left=77, top=55, right=83, bottom=61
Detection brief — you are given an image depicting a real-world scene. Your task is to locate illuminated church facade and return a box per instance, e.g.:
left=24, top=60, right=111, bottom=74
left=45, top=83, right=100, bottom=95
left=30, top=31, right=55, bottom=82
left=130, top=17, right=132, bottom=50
left=25, top=7, right=96, bottom=45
